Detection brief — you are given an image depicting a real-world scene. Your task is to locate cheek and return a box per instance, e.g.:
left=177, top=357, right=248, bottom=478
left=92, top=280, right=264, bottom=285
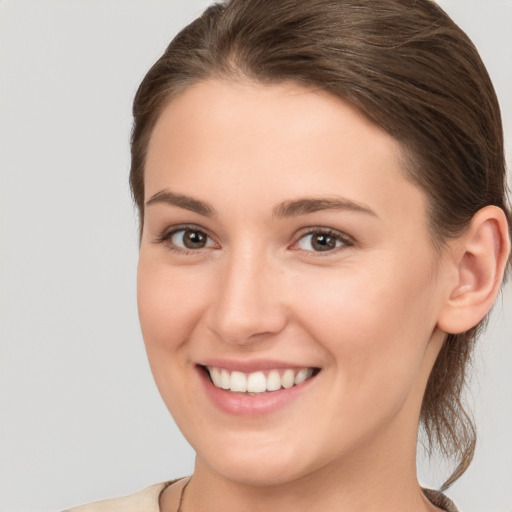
left=293, top=256, right=440, bottom=396
left=137, top=257, right=207, bottom=358
left=137, top=258, right=208, bottom=418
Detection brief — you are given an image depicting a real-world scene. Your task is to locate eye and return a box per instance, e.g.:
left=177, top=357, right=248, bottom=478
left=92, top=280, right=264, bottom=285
left=294, top=229, right=350, bottom=253
left=161, top=227, right=216, bottom=251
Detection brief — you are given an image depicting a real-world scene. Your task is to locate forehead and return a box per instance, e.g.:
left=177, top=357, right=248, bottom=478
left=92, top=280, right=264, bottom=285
left=144, top=79, right=427, bottom=228
left=148, top=79, right=399, bottom=165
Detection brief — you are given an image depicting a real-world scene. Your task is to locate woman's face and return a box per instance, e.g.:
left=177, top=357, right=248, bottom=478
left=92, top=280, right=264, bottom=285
left=138, top=79, right=451, bottom=486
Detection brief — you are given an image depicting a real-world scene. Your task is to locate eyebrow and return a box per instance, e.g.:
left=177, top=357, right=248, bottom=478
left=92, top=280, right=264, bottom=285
left=145, top=189, right=377, bottom=219
left=145, top=190, right=216, bottom=217
left=273, top=197, right=377, bottom=218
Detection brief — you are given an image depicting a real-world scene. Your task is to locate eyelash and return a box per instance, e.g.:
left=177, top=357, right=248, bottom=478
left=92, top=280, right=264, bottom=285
left=154, top=225, right=354, bottom=255
left=291, top=228, right=354, bottom=255
left=154, top=224, right=217, bottom=255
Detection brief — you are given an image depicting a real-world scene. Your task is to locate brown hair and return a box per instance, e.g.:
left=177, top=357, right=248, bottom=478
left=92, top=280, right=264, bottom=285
left=130, top=0, right=511, bottom=489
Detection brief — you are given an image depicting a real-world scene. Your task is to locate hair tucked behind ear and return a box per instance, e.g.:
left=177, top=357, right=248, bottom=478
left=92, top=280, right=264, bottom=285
left=130, top=0, right=512, bottom=488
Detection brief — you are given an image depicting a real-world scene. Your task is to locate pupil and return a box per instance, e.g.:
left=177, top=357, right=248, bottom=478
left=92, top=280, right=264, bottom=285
left=312, top=233, right=335, bottom=251
left=184, top=230, right=206, bottom=248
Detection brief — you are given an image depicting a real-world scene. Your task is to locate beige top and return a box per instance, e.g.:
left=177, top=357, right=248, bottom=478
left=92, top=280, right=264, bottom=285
left=63, top=481, right=459, bottom=512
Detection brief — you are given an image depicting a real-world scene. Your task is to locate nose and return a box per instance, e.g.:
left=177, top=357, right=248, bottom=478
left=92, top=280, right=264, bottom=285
left=206, top=245, right=288, bottom=346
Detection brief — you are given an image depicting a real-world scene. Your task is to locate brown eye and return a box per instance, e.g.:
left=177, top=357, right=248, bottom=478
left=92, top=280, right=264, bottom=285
left=311, top=233, right=337, bottom=251
left=170, top=229, right=213, bottom=250
left=296, top=230, right=347, bottom=252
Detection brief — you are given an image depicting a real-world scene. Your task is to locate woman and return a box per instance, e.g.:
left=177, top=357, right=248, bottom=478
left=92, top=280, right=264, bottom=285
left=67, top=0, right=511, bottom=511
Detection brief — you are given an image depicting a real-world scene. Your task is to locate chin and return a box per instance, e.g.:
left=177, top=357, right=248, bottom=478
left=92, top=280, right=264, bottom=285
left=199, top=452, right=313, bottom=487
left=190, top=429, right=334, bottom=488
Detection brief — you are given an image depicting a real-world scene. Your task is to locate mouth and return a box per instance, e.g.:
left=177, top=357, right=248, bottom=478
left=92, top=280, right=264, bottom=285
left=201, top=365, right=320, bottom=395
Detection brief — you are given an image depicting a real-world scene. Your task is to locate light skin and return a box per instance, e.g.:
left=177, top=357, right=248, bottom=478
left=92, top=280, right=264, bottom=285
left=137, top=79, right=510, bottom=512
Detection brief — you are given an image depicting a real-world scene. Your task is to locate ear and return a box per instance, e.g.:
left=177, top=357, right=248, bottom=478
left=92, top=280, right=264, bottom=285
left=437, top=205, right=511, bottom=335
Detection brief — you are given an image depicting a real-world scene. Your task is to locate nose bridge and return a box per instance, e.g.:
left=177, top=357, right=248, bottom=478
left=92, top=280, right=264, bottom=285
left=208, top=241, right=287, bottom=344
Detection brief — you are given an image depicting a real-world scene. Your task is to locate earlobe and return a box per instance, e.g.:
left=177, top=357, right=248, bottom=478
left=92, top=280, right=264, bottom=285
left=437, top=205, right=511, bottom=335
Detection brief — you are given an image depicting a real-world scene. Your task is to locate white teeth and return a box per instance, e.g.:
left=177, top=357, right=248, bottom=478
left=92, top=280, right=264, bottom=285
left=207, top=366, right=316, bottom=393
left=230, top=371, right=247, bottom=392
left=210, top=367, right=221, bottom=387
left=294, top=368, right=311, bottom=385
left=220, top=369, right=230, bottom=390
left=281, top=369, right=295, bottom=389
left=247, top=371, right=267, bottom=393
left=266, top=369, right=281, bottom=391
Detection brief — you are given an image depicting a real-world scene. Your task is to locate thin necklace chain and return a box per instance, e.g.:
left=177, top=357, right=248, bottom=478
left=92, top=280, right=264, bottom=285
left=176, top=478, right=190, bottom=512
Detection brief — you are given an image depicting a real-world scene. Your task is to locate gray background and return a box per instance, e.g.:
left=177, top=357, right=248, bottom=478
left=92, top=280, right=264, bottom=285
left=0, top=1, right=510, bottom=511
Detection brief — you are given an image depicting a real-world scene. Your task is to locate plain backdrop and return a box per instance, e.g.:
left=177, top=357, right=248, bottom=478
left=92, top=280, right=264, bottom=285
left=0, top=1, right=511, bottom=511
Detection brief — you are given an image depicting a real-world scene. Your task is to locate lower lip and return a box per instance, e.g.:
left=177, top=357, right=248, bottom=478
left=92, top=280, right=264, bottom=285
left=198, top=367, right=317, bottom=416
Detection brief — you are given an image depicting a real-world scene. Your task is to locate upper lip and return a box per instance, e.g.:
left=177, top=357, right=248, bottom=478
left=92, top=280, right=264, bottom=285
left=198, top=359, right=319, bottom=373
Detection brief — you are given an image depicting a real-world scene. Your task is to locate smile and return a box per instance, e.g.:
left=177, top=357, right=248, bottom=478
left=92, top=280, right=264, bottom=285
left=205, top=366, right=318, bottom=394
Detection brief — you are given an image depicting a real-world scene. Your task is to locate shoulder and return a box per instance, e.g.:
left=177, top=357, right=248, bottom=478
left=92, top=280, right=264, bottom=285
left=62, top=481, right=172, bottom=512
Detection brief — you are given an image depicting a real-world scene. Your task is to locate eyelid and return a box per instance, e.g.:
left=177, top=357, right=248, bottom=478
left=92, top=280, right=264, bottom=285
left=154, top=223, right=219, bottom=253
left=290, top=227, right=355, bottom=253
left=153, top=224, right=354, bottom=255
